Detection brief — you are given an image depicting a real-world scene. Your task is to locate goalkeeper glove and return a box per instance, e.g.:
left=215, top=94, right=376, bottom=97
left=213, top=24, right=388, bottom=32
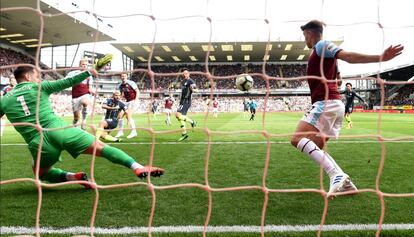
left=94, top=53, right=113, bottom=71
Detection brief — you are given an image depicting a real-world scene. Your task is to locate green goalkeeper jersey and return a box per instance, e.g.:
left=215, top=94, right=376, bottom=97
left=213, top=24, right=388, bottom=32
left=0, top=71, right=91, bottom=143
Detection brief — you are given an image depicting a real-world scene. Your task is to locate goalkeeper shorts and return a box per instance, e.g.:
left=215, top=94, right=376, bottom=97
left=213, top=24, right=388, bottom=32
left=28, top=120, right=95, bottom=168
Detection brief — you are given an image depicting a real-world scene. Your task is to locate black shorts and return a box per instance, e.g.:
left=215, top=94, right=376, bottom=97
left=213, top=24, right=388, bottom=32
left=345, top=106, right=353, bottom=114
left=250, top=108, right=256, bottom=114
left=106, top=119, right=119, bottom=130
left=177, top=102, right=191, bottom=115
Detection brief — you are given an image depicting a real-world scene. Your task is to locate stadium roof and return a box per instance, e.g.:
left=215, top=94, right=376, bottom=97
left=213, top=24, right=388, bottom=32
left=368, top=63, right=414, bottom=82
left=112, top=41, right=343, bottom=64
left=0, top=0, right=114, bottom=48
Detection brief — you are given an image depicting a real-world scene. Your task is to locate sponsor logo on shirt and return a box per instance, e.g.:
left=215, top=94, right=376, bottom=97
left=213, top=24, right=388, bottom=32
left=327, top=43, right=336, bottom=52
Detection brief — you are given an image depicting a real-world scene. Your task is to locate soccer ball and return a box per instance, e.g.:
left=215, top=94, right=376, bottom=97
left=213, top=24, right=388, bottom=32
left=235, top=74, right=254, bottom=91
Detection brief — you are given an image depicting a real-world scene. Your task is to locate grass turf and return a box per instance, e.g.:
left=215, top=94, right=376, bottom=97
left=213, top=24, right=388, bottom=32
left=1, top=112, right=413, bottom=236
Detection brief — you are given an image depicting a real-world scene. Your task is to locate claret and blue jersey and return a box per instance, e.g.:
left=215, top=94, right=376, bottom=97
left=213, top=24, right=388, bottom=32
left=307, top=40, right=342, bottom=104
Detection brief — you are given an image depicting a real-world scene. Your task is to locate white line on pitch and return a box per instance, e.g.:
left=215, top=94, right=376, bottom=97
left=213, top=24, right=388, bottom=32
left=1, top=224, right=414, bottom=234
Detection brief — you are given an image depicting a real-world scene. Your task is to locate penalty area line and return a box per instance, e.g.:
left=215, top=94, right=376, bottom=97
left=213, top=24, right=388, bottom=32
left=1, top=224, right=414, bottom=234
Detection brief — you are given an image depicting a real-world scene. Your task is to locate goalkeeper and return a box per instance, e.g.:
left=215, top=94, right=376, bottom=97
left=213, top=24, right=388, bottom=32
left=0, top=66, right=164, bottom=188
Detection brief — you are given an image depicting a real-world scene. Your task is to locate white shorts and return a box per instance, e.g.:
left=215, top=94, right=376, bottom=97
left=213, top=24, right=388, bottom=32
left=125, top=100, right=139, bottom=113
left=212, top=108, right=218, bottom=113
left=164, top=108, right=172, bottom=115
left=71, top=94, right=92, bottom=112
left=301, top=100, right=345, bottom=139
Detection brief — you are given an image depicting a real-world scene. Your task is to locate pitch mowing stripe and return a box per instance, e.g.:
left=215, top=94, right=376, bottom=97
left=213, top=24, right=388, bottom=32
left=1, top=224, right=414, bottom=234
left=1, top=140, right=414, bottom=146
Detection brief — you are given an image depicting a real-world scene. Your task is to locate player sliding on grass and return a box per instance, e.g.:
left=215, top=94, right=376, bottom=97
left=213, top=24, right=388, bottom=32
left=292, top=20, right=403, bottom=198
left=0, top=65, right=164, bottom=189
left=92, top=91, right=125, bottom=142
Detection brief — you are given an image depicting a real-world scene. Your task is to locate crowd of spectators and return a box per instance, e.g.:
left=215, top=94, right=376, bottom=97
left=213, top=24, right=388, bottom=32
left=47, top=86, right=411, bottom=118
left=47, top=94, right=312, bottom=118
left=130, top=63, right=307, bottom=91
left=2, top=47, right=411, bottom=110
left=0, top=48, right=62, bottom=81
left=1, top=48, right=307, bottom=92
left=191, top=96, right=311, bottom=113
left=385, top=84, right=414, bottom=106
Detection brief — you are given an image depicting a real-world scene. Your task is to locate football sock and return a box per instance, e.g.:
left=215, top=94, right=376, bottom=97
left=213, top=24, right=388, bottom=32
left=296, top=138, right=342, bottom=175
left=178, top=115, right=186, bottom=127
left=118, top=119, right=124, bottom=133
left=186, top=117, right=194, bottom=124
left=40, top=168, right=67, bottom=183
left=73, top=119, right=79, bottom=125
left=66, top=172, right=77, bottom=181
left=130, top=162, right=144, bottom=171
left=178, top=115, right=194, bottom=124
left=180, top=120, right=186, bottom=129
left=178, top=114, right=186, bottom=121
left=129, top=118, right=137, bottom=133
left=345, top=114, right=351, bottom=124
left=82, top=107, right=88, bottom=121
left=101, top=145, right=136, bottom=168
left=177, top=115, right=189, bottom=134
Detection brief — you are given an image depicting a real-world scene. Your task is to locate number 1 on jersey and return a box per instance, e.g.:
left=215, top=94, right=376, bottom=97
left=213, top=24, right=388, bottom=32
left=17, top=96, right=31, bottom=116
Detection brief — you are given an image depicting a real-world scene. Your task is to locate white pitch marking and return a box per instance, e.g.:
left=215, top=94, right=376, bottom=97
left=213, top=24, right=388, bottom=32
left=1, top=224, right=414, bottom=234
left=1, top=140, right=413, bottom=146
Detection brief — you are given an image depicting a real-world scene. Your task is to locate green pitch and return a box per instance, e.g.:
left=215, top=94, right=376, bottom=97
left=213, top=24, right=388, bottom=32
left=1, top=112, right=413, bottom=237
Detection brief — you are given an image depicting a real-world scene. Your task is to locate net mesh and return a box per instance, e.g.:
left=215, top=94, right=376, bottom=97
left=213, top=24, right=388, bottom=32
left=1, top=1, right=413, bottom=237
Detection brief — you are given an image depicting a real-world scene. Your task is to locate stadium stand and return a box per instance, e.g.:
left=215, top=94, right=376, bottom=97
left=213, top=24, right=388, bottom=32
left=131, top=64, right=307, bottom=91
left=385, top=84, right=414, bottom=106
left=0, top=47, right=62, bottom=80
left=1, top=2, right=413, bottom=236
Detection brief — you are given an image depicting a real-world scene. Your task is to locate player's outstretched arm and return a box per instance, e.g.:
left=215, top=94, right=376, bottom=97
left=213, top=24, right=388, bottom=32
left=41, top=71, right=94, bottom=94
left=354, top=91, right=365, bottom=103
left=382, top=44, right=404, bottom=61
left=337, top=44, right=403, bottom=64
